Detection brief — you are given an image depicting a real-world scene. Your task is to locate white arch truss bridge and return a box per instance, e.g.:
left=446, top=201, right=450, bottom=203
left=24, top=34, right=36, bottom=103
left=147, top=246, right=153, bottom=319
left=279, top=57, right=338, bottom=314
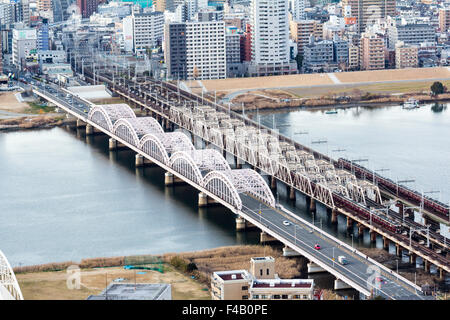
left=88, top=104, right=276, bottom=211
left=0, top=250, right=23, bottom=300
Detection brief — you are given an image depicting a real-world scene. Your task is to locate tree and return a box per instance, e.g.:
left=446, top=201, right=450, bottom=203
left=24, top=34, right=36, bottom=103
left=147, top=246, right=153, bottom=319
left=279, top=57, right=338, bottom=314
left=186, top=262, right=198, bottom=273
left=431, top=81, right=445, bottom=96
left=295, top=54, right=304, bottom=70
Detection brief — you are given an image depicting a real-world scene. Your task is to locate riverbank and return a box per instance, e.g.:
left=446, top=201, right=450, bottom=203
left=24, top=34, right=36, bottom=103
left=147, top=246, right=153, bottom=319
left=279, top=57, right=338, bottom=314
left=221, top=89, right=450, bottom=112
left=0, top=91, right=74, bottom=132
left=13, top=245, right=447, bottom=300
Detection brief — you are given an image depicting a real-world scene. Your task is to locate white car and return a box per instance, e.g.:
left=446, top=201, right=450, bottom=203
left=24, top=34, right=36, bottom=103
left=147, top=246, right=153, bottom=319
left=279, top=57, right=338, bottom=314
left=282, top=220, right=291, bottom=226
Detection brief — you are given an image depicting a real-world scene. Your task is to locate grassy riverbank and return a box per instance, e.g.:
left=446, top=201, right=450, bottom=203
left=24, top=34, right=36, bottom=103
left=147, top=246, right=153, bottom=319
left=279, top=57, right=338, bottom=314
left=13, top=244, right=446, bottom=300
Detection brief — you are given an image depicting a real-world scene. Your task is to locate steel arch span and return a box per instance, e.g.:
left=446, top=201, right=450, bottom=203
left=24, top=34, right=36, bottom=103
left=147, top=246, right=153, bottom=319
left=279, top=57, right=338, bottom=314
left=113, top=117, right=164, bottom=147
left=203, top=169, right=276, bottom=210
left=88, top=104, right=136, bottom=131
left=203, top=171, right=243, bottom=210
left=169, top=151, right=204, bottom=185
left=139, top=133, right=171, bottom=165
left=0, top=250, right=23, bottom=300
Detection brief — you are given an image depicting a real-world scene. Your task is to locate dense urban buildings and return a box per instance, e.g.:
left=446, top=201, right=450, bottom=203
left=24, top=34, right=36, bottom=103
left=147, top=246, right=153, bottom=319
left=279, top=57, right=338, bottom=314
left=2, top=0, right=450, bottom=79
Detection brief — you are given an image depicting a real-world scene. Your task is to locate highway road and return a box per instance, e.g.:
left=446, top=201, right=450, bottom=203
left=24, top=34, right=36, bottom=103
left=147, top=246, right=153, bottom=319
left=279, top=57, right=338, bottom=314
left=241, top=195, right=430, bottom=300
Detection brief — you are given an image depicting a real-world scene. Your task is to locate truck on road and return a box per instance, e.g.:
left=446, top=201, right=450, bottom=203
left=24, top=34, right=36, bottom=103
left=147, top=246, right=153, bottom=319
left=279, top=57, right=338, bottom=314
left=338, top=256, right=348, bottom=265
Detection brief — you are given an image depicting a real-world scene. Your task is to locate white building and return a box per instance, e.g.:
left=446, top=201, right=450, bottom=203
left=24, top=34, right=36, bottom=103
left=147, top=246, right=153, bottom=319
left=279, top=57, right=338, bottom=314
left=250, top=0, right=296, bottom=76
left=290, top=0, right=305, bottom=21
left=12, top=27, right=37, bottom=68
left=123, top=11, right=164, bottom=56
left=185, top=20, right=226, bottom=80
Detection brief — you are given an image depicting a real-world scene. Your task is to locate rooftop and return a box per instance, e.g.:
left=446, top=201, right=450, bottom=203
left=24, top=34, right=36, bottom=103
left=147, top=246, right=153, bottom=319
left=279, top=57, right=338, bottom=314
left=251, top=279, right=314, bottom=289
left=86, top=283, right=171, bottom=300
left=214, top=270, right=250, bottom=282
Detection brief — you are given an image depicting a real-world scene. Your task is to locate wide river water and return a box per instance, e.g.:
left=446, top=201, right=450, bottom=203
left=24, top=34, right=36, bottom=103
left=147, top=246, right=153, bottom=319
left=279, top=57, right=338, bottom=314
left=0, top=103, right=448, bottom=269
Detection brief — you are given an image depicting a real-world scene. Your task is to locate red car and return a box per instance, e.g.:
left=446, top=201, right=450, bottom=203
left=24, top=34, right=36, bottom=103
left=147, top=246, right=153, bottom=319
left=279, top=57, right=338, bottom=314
left=314, top=244, right=321, bottom=250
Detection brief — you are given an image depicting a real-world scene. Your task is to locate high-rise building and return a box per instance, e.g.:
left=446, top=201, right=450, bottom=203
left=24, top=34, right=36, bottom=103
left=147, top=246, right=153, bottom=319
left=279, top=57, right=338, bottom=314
left=164, top=22, right=187, bottom=79
left=250, top=0, right=296, bottom=76
left=439, top=8, right=450, bottom=32
left=12, top=27, right=37, bottom=68
left=348, top=43, right=360, bottom=70
left=165, top=19, right=226, bottom=80
left=360, top=31, right=385, bottom=70
left=77, top=0, right=99, bottom=18
left=134, top=11, right=164, bottom=55
left=185, top=19, right=226, bottom=79
left=37, top=19, right=49, bottom=51
left=341, top=0, right=396, bottom=33
left=290, top=0, right=305, bottom=21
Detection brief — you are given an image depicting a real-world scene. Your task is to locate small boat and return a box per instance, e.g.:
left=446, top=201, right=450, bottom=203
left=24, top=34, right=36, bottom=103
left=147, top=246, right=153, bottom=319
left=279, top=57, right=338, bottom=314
left=325, top=109, right=338, bottom=114
left=402, top=98, right=419, bottom=109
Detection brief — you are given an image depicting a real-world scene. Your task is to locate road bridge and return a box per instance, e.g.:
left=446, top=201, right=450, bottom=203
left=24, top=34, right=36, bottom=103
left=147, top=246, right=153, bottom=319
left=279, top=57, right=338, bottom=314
left=29, top=80, right=436, bottom=299
left=0, top=250, right=23, bottom=300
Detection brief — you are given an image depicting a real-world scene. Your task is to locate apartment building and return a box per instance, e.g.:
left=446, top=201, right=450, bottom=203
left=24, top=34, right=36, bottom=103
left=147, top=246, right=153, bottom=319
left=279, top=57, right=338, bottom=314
left=388, top=23, right=436, bottom=49
left=395, top=42, right=418, bottom=69
left=303, top=38, right=334, bottom=69
left=360, top=31, right=385, bottom=70
left=185, top=20, right=226, bottom=79
left=211, top=257, right=315, bottom=301
left=249, top=0, right=296, bottom=76
left=124, top=11, right=164, bottom=56
left=225, top=27, right=241, bottom=77
left=348, top=43, right=360, bottom=70
left=12, top=27, right=36, bottom=68
left=290, top=0, right=305, bottom=21
left=164, top=22, right=187, bottom=79
left=439, top=8, right=450, bottom=32
left=290, top=19, right=323, bottom=56
left=342, top=0, right=396, bottom=33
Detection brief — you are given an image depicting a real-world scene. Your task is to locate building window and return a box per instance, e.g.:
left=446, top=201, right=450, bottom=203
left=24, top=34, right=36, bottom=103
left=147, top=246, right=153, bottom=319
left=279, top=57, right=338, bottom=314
left=242, top=295, right=248, bottom=300
left=273, top=295, right=281, bottom=299
left=252, top=295, right=259, bottom=299
left=266, top=269, right=269, bottom=275
left=282, top=295, right=288, bottom=299
left=260, top=269, right=263, bottom=276
left=242, top=286, right=248, bottom=291
left=303, top=295, right=308, bottom=299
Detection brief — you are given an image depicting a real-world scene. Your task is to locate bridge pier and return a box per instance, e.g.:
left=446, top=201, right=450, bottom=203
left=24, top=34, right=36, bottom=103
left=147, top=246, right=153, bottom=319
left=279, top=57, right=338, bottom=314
left=307, top=262, right=327, bottom=274
left=383, top=237, right=389, bottom=251
left=331, top=209, right=338, bottom=224
left=236, top=216, right=246, bottom=231
left=135, top=154, right=155, bottom=167
left=409, top=252, right=416, bottom=265
left=309, top=198, right=316, bottom=213
left=370, top=230, right=377, bottom=243
left=109, top=138, right=117, bottom=150
left=270, top=176, right=277, bottom=190
left=234, top=155, right=242, bottom=169
left=86, top=124, right=94, bottom=135
left=334, top=279, right=352, bottom=290
left=439, top=267, right=445, bottom=280
left=358, top=224, right=364, bottom=237
left=260, top=231, right=277, bottom=243
left=346, top=216, right=353, bottom=230
left=198, top=192, right=219, bottom=207
left=289, top=186, right=296, bottom=201
left=76, top=119, right=86, bottom=128
left=282, top=246, right=302, bottom=257
left=424, top=260, right=430, bottom=272
left=396, top=243, right=402, bottom=257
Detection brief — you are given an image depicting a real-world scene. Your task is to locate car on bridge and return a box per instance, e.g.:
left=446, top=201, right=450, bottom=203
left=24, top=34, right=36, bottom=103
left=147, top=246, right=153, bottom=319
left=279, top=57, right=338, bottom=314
left=282, top=220, right=291, bottom=226
left=314, top=244, right=321, bottom=250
